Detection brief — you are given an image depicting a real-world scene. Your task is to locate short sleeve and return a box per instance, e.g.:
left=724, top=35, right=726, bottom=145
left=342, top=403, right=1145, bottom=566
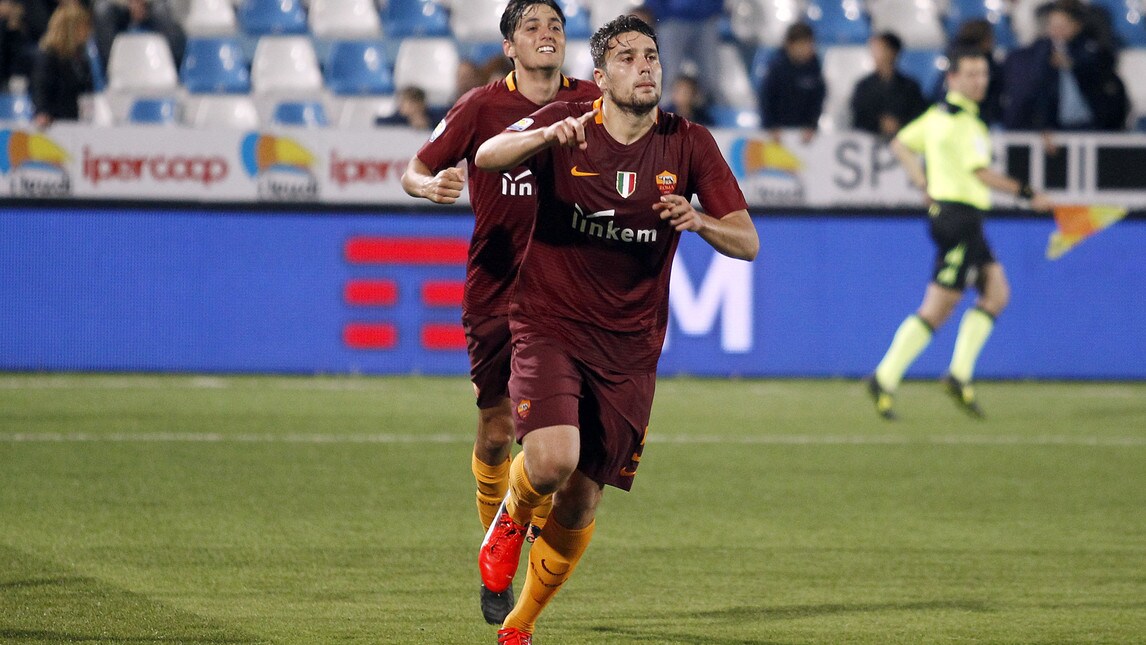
left=688, top=124, right=749, bottom=218
left=415, top=91, right=479, bottom=172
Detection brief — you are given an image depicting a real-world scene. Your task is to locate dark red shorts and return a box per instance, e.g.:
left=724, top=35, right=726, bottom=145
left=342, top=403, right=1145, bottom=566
left=508, top=331, right=654, bottom=491
left=462, top=312, right=512, bottom=409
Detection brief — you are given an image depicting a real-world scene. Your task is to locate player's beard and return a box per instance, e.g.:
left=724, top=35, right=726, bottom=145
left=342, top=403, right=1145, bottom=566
left=612, top=89, right=660, bottom=118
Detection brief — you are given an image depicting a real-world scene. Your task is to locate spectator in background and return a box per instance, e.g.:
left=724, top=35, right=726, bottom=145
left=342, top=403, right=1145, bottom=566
left=759, top=22, right=825, bottom=143
left=640, top=0, right=723, bottom=108
left=376, top=86, right=432, bottom=129
left=93, top=0, right=184, bottom=74
left=930, top=19, right=1004, bottom=125
left=850, top=31, right=927, bottom=138
left=0, top=0, right=29, bottom=89
left=30, top=1, right=92, bottom=127
left=663, top=74, right=712, bottom=126
left=1001, top=0, right=1128, bottom=132
left=456, top=59, right=486, bottom=99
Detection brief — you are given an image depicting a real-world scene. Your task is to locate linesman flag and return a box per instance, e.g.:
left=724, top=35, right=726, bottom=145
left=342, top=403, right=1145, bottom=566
left=1045, top=204, right=1128, bottom=260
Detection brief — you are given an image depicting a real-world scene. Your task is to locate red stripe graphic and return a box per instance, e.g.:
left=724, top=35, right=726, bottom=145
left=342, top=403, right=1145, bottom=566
left=422, top=281, right=464, bottom=307
left=343, top=323, right=397, bottom=349
left=344, top=280, right=398, bottom=306
left=421, top=324, right=467, bottom=350
left=345, top=237, right=468, bottom=265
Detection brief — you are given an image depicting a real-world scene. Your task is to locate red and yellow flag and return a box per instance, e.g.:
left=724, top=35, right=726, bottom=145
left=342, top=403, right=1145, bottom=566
left=1045, top=204, right=1128, bottom=259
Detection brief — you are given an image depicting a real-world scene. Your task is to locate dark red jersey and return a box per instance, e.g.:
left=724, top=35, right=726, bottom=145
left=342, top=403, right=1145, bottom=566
left=510, top=99, right=749, bottom=373
left=414, top=73, right=600, bottom=316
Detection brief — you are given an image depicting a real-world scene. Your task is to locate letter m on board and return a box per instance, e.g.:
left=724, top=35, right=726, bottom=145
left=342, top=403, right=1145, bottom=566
left=666, top=253, right=753, bottom=352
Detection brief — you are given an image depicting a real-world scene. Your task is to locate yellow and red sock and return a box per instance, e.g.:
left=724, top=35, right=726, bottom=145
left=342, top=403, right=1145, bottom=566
left=502, top=518, right=595, bottom=634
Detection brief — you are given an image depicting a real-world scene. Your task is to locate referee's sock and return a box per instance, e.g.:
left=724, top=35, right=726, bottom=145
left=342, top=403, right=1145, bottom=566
left=949, top=307, right=995, bottom=383
left=472, top=452, right=510, bottom=531
left=875, top=314, right=934, bottom=390
left=502, top=517, right=595, bottom=634
left=506, top=452, right=550, bottom=528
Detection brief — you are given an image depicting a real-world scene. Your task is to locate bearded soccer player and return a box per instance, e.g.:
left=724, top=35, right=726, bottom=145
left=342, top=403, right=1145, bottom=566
left=399, top=0, right=600, bottom=625
left=473, top=15, right=759, bottom=644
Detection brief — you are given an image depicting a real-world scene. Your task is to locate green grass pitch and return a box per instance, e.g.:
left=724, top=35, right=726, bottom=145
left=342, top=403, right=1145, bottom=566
left=2, top=374, right=1145, bottom=644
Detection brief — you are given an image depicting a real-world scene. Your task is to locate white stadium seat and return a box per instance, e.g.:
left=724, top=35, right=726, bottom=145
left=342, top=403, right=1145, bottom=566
left=439, top=0, right=505, bottom=43
left=187, top=94, right=261, bottom=128
left=867, top=0, right=947, bottom=49
left=728, top=0, right=807, bottom=48
left=1119, top=48, right=1146, bottom=128
left=309, top=0, right=382, bottom=39
left=251, top=36, right=324, bottom=94
left=335, top=95, right=398, bottom=128
left=820, top=44, right=874, bottom=131
left=715, top=43, right=757, bottom=110
left=107, top=33, right=180, bottom=92
left=562, top=39, right=594, bottom=80
left=586, top=0, right=644, bottom=31
left=184, top=0, right=238, bottom=36
left=393, top=37, right=460, bottom=106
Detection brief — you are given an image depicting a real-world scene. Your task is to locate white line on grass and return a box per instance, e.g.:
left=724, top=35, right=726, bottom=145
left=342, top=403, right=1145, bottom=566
left=1, top=432, right=1144, bottom=447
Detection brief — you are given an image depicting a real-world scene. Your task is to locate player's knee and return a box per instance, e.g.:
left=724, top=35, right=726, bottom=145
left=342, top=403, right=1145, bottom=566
left=475, top=405, right=515, bottom=460
left=524, top=453, right=578, bottom=494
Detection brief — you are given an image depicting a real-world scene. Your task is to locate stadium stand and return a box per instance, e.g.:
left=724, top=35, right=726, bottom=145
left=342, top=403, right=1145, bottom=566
left=237, top=0, right=308, bottom=35
left=441, top=0, right=504, bottom=43
left=381, top=0, right=451, bottom=38
left=1091, top=0, right=1146, bottom=46
left=128, top=96, right=181, bottom=125
left=325, top=40, right=395, bottom=96
left=805, top=0, right=870, bottom=44
left=186, top=93, right=261, bottom=127
left=106, top=32, right=180, bottom=93
left=728, top=0, right=807, bottom=47
left=250, top=35, right=323, bottom=94
left=180, top=36, right=253, bottom=94
left=272, top=98, right=330, bottom=127
left=897, top=47, right=945, bottom=96
left=393, top=37, right=460, bottom=107
left=308, top=0, right=382, bottom=39
left=867, top=0, right=947, bottom=48
left=820, top=43, right=873, bottom=129
left=184, top=0, right=239, bottom=37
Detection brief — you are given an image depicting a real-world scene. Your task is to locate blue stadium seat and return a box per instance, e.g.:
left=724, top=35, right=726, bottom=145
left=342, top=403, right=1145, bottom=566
left=181, top=37, right=252, bottom=94
left=560, top=0, right=591, bottom=39
left=128, top=97, right=180, bottom=124
left=0, top=92, right=33, bottom=123
left=238, top=0, right=308, bottom=35
left=805, top=0, right=871, bottom=45
left=750, top=46, right=778, bottom=91
left=1090, top=0, right=1146, bottom=47
left=272, top=100, right=330, bottom=127
left=381, top=0, right=450, bottom=38
left=325, top=40, right=395, bottom=96
left=898, top=48, right=944, bottom=95
left=457, top=41, right=506, bottom=66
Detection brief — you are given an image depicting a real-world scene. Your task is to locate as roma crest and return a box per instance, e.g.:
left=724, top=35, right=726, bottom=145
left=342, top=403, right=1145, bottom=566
left=615, top=171, right=636, bottom=198
left=655, top=170, right=677, bottom=196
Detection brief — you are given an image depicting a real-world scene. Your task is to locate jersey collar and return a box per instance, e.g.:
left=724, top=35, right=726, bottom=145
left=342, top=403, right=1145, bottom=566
left=944, top=91, right=980, bottom=116
left=505, top=71, right=572, bottom=93
left=590, top=97, right=660, bottom=125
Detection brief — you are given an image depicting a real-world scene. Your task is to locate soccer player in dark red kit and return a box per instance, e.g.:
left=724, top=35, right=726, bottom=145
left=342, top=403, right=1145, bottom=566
left=399, top=0, right=600, bottom=626
left=474, top=14, right=759, bottom=644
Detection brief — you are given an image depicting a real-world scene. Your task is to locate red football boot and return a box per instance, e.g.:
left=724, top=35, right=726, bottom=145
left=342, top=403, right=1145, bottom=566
left=479, top=499, right=529, bottom=593
left=497, top=626, right=532, bottom=645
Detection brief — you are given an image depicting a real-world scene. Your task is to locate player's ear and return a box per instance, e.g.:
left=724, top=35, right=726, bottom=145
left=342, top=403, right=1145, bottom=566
left=503, top=39, right=514, bottom=60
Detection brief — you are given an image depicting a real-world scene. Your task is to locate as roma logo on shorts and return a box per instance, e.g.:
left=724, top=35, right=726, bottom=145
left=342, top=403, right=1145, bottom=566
left=655, top=170, right=677, bottom=196
left=615, top=171, right=636, bottom=198
left=516, top=399, right=531, bottom=419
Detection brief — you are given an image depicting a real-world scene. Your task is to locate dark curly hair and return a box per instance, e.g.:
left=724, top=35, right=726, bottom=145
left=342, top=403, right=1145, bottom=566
left=589, top=14, right=658, bottom=68
left=499, top=0, right=566, bottom=41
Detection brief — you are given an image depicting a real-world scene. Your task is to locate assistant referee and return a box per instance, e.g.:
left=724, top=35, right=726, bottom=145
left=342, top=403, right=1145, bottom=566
left=865, top=45, right=1053, bottom=420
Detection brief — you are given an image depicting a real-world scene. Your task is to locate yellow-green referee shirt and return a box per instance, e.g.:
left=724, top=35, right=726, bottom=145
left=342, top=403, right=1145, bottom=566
left=895, top=91, right=992, bottom=210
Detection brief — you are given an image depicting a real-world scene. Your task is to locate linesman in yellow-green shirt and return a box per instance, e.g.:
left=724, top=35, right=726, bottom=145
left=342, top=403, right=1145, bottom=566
left=865, top=45, right=1053, bottom=420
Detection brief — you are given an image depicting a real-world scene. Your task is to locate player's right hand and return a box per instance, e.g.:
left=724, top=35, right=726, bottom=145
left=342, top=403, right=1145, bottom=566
left=423, top=167, right=465, bottom=204
left=544, top=109, right=598, bottom=150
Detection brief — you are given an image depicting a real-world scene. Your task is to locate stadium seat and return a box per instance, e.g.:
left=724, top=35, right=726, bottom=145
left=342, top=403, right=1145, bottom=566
left=272, top=99, right=330, bottom=127
left=708, top=104, right=762, bottom=129
left=325, top=40, right=395, bottom=96
left=335, top=95, right=397, bottom=128
left=381, top=0, right=451, bottom=38
left=80, top=93, right=116, bottom=125
left=441, top=0, right=504, bottom=43
left=560, top=0, right=592, bottom=39
left=867, top=0, right=947, bottom=49
left=251, top=36, right=324, bottom=94
left=820, top=43, right=874, bottom=130
left=714, top=42, right=757, bottom=110
left=127, top=96, right=180, bottom=124
left=106, top=32, right=180, bottom=92
left=1008, top=0, right=1043, bottom=46
left=804, top=0, right=870, bottom=45
left=184, top=0, right=238, bottom=36
left=237, top=0, right=308, bottom=35
left=562, top=38, right=594, bottom=79
left=187, top=94, right=261, bottom=128
left=1090, top=0, right=1146, bottom=47
left=898, top=48, right=945, bottom=96
left=728, top=0, right=806, bottom=48
left=1119, top=47, right=1146, bottom=128
left=181, top=37, right=252, bottom=93
left=587, top=0, right=644, bottom=31
left=309, top=0, right=381, bottom=39
left=393, top=37, right=460, bottom=107
left=0, top=92, right=33, bottom=124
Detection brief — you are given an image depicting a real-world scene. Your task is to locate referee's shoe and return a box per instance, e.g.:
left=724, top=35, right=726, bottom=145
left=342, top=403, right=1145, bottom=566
left=942, top=374, right=985, bottom=418
left=864, top=375, right=897, bottom=421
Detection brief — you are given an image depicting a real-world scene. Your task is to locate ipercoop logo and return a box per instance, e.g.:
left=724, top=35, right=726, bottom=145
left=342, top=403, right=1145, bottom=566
left=341, top=236, right=469, bottom=352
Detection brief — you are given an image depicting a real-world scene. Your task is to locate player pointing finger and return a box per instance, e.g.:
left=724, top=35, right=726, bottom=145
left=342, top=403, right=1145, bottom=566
left=543, top=109, right=598, bottom=149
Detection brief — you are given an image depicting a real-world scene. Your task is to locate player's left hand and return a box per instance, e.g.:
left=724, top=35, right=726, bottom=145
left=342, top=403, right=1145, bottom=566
left=653, top=195, right=705, bottom=232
